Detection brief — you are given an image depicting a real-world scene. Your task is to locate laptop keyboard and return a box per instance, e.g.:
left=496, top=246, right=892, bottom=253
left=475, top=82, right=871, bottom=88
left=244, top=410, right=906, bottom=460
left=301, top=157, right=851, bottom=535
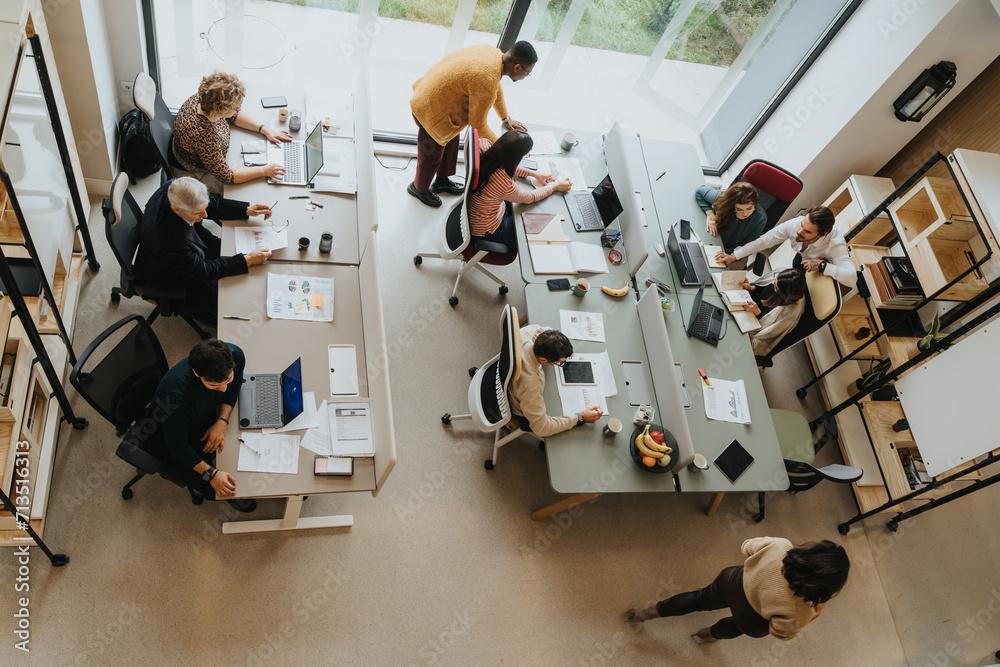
left=689, top=302, right=718, bottom=339
left=678, top=243, right=697, bottom=283
left=254, top=375, right=281, bottom=425
left=568, top=194, right=603, bottom=231
left=283, top=143, right=304, bottom=183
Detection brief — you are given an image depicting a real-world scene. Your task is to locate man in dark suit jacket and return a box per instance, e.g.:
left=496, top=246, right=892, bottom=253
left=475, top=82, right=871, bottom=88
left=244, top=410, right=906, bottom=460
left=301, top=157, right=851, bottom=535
left=136, top=177, right=272, bottom=319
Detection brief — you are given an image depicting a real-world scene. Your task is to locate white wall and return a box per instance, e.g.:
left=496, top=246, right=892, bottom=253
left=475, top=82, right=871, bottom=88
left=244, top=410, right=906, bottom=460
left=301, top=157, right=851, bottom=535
left=100, top=0, right=146, bottom=112
left=726, top=0, right=1000, bottom=217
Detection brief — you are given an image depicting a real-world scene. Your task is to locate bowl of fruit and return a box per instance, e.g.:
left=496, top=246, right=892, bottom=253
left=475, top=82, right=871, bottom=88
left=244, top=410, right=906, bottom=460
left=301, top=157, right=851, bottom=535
left=629, top=423, right=677, bottom=473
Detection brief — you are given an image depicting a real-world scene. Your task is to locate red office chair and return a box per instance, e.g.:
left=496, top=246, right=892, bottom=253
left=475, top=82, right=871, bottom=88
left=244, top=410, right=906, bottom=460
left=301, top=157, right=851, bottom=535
left=413, top=128, right=517, bottom=307
left=730, top=159, right=803, bottom=232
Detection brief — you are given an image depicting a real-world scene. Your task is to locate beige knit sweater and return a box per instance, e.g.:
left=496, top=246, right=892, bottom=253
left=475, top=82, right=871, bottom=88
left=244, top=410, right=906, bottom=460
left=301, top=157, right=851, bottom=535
left=508, top=325, right=577, bottom=437
left=410, top=45, right=509, bottom=146
left=742, top=537, right=818, bottom=640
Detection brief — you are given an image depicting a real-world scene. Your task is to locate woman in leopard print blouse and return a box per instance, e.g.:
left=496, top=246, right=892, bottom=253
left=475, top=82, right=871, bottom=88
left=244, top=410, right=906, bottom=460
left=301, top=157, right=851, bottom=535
left=172, top=71, right=292, bottom=191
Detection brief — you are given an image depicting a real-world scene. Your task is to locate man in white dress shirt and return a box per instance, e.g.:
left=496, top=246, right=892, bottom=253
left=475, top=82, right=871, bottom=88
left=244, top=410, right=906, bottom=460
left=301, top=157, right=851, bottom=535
left=715, top=205, right=857, bottom=290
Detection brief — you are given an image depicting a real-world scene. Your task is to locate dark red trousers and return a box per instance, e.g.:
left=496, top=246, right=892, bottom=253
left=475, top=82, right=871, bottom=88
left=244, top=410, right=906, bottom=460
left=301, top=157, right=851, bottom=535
left=413, top=114, right=460, bottom=193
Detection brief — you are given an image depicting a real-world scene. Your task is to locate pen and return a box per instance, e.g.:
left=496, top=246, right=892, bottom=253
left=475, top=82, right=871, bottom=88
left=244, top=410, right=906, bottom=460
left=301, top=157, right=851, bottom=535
left=239, top=438, right=262, bottom=456
left=289, top=195, right=310, bottom=200
left=698, top=368, right=712, bottom=388
left=312, top=202, right=324, bottom=208
left=270, top=200, right=278, bottom=211
left=223, top=315, right=250, bottom=320
left=655, top=171, right=666, bottom=181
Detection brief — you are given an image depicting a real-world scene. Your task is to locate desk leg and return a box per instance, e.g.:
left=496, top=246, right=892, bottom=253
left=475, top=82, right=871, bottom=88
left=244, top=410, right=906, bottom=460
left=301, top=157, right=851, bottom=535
left=531, top=494, right=602, bottom=521
left=221, top=496, right=354, bottom=534
left=706, top=492, right=725, bottom=517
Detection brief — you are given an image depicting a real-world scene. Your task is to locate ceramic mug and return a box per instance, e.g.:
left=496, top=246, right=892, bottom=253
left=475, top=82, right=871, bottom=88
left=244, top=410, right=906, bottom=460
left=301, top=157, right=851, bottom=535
left=572, top=278, right=590, bottom=297
left=561, top=132, right=580, bottom=151
left=603, top=417, right=623, bottom=438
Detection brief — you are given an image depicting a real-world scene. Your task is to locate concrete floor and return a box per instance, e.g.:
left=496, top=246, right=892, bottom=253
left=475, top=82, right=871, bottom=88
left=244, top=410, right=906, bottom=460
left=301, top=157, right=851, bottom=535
left=1, top=151, right=999, bottom=666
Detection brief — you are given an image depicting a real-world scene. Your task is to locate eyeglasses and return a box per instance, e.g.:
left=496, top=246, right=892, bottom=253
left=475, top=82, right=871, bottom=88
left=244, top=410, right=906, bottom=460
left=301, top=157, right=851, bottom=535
left=271, top=219, right=290, bottom=233
left=516, top=62, right=533, bottom=78
left=545, top=359, right=567, bottom=367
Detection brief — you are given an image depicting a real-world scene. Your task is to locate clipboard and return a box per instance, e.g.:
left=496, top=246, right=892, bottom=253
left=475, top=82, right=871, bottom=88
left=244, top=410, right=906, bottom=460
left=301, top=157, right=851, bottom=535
left=328, top=344, right=360, bottom=396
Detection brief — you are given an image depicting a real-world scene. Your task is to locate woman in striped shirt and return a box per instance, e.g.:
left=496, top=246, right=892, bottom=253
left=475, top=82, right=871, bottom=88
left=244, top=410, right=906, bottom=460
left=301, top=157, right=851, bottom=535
left=468, top=131, right=571, bottom=252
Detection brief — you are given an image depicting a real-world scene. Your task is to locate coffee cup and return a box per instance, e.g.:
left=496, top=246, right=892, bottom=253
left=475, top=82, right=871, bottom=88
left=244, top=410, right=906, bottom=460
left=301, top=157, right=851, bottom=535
left=560, top=132, right=579, bottom=151
left=603, top=417, right=623, bottom=438
left=298, top=236, right=310, bottom=251
left=572, top=278, right=590, bottom=297
left=278, top=108, right=289, bottom=124
left=687, top=453, right=710, bottom=473
left=319, top=232, right=333, bottom=254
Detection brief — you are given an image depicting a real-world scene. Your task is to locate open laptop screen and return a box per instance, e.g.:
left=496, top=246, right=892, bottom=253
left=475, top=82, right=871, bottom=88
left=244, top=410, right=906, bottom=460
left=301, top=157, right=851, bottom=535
left=304, top=122, right=325, bottom=183
left=281, top=358, right=304, bottom=425
left=592, top=174, right=623, bottom=227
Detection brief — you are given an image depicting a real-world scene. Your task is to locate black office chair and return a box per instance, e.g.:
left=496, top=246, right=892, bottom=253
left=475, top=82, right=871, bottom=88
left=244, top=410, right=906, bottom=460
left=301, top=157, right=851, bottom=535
left=104, top=171, right=210, bottom=340
left=69, top=314, right=202, bottom=504
left=133, top=72, right=179, bottom=183
left=753, top=409, right=861, bottom=522
left=729, top=159, right=804, bottom=233
left=755, top=270, right=842, bottom=367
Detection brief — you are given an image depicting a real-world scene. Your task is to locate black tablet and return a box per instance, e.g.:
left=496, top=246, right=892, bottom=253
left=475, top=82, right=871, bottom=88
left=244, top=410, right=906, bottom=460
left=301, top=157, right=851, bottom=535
left=714, top=439, right=754, bottom=483
left=559, top=361, right=596, bottom=385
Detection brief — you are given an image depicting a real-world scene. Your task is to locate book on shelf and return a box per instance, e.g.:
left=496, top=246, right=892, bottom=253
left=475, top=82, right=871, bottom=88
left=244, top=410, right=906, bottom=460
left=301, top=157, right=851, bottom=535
left=866, top=261, right=922, bottom=307
left=883, top=256, right=920, bottom=291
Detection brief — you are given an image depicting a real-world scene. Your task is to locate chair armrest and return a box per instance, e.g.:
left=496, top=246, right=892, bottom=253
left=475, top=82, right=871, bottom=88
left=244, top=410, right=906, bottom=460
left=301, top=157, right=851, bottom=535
left=473, top=238, right=509, bottom=254
left=115, top=440, right=163, bottom=475
left=754, top=355, right=773, bottom=368
left=816, top=463, right=863, bottom=484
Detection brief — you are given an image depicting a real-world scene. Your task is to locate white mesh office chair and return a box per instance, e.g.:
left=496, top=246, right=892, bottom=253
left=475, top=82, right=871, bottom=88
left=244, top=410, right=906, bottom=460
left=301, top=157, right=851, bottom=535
left=441, top=305, right=539, bottom=469
left=413, top=128, right=515, bottom=307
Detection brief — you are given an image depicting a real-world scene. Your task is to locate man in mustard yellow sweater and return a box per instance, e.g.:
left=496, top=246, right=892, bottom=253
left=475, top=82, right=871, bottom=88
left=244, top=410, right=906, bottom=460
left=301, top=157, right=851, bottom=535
left=408, top=41, right=537, bottom=207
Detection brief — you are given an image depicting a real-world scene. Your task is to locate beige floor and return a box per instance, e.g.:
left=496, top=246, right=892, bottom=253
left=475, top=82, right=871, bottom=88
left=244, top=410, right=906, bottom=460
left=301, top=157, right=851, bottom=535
left=1, top=158, right=998, bottom=666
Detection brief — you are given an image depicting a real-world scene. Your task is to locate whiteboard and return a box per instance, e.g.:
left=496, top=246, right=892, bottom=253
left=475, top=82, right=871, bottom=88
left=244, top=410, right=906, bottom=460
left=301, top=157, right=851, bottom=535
left=895, top=324, right=1000, bottom=477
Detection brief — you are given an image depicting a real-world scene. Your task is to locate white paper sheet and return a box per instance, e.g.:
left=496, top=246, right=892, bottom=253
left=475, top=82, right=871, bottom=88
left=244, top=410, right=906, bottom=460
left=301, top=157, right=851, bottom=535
left=237, top=432, right=300, bottom=473
left=559, top=309, right=606, bottom=342
left=557, top=382, right=609, bottom=417
left=328, top=402, right=375, bottom=457
left=528, top=130, right=560, bottom=154
left=569, top=351, right=616, bottom=397
left=567, top=243, right=609, bottom=273
left=266, top=273, right=334, bottom=322
left=703, top=378, right=751, bottom=424
left=534, top=157, right=588, bottom=190
left=234, top=227, right=288, bottom=255
left=300, top=400, right=332, bottom=455
left=263, top=391, right=319, bottom=434
left=306, top=89, right=355, bottom=139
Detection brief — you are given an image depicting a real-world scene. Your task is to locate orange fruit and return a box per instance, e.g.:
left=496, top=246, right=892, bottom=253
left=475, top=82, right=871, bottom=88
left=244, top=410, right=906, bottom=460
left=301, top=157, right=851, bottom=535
left=641, top=455, right=656, bottom=468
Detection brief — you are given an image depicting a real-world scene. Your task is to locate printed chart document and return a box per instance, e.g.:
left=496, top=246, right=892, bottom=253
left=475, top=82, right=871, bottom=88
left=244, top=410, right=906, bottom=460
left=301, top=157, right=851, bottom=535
left=557, top=382, right=609, bottom=417
left=328, top=402, right=375, bottom=457
left=234, top=226, right=289, bottom=255
left=528, top=242, right=608, bottom=275
left=300, top=400, right=332, bottom=455
left=263, top=391, right=319, bottom=434
left=703, top=378, right=751, bottom=425
left=559, top=309, right=606, bottom=342
left=266, top=273, right=334, bottom=322
left=528, top=130, right=560, bottom=155
left=704, top=244, right=726, bottom=269
left=237, top=432, right=300, bottom=474
left=533, top=157, right=588, bottom=191
left=569, top=351, right=616, bottom=397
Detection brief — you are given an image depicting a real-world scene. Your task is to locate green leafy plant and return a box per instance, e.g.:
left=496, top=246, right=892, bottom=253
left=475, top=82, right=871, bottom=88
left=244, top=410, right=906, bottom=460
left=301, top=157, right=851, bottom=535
left=917, top=313, right=951, bottom=353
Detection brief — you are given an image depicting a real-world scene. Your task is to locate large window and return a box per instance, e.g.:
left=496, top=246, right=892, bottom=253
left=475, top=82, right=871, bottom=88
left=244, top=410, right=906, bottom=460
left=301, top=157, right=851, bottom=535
left=146, top=0, right=859, bottom=171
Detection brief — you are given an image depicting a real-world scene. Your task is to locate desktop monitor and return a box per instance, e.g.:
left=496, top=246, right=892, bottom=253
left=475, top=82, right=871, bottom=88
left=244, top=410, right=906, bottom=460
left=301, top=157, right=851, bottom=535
left=603, top=122, right=648, bottom=277
left=304, top=121, right=325, bottom=184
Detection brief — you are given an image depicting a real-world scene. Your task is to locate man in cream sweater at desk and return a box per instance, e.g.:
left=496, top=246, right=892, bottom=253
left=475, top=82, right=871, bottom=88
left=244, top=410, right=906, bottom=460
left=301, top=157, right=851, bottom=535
left=716, top=205, right=857, bottom=290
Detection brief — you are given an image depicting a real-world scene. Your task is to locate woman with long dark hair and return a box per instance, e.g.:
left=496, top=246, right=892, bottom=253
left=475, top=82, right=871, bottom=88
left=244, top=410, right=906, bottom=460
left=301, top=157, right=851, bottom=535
left=468, top=130, right=570, bottom=252
left=626, top=538, right=849, bottom=642
left=695, top=182, right=768, bottom=254
left=740, top=268, right=807, bottom=355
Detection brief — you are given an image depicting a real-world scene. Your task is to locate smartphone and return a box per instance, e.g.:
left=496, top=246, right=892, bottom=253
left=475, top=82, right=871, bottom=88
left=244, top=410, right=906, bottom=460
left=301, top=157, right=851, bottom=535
left=679, top=219, right=691, bottom=240
left=261, top=96, right=288, bottom=108
left=547, top=278, right=571, bottom=291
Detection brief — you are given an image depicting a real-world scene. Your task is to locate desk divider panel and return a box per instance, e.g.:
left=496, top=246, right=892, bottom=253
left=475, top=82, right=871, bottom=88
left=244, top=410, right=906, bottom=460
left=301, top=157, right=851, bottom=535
left=354, top=61, right=378, bottom=259
left=359, top=230, right=396, bottom=494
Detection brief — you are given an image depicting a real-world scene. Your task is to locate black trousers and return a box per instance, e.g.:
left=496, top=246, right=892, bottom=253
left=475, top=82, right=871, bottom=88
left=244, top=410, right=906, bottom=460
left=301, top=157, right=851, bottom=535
left=655, top=566, right=770, bottom=640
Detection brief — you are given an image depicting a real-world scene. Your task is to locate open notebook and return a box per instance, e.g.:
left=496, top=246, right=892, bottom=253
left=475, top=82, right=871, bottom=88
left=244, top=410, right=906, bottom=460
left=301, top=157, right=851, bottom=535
left=711, top=272, right=760, bottom=333
left=523, top=213, right=609, bottom=275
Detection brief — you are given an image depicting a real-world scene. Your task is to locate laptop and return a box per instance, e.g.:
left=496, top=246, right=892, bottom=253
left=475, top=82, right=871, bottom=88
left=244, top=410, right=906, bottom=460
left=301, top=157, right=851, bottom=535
left=667, top=227, right=713, bottom=287
left=267, top=121, right=324, bottom=186
left=684, top=284, right=724, bottom=346
left=565, top=174, right=623, bottom=231
left=238, top=358, right=305, bottom=429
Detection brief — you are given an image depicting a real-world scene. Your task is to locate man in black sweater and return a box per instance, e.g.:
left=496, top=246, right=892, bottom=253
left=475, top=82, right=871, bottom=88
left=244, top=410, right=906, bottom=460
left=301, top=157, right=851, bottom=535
left=146, top=339, right=255, bottom=512
left=136, top=177, right=272, bottom=320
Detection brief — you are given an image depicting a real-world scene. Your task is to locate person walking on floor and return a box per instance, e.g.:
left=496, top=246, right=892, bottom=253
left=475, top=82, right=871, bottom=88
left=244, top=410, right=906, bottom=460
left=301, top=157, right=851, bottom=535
left=625, top=537, right=850, bottom=642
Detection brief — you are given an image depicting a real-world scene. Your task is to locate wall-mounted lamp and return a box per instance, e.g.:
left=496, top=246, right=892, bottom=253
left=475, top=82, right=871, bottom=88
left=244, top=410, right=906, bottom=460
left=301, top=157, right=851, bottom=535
left=893, top=61, right=957, bottom=122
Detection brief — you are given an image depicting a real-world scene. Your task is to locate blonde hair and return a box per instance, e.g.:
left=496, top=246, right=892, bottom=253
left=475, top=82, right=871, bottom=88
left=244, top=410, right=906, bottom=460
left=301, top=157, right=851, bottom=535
left=197, top=71, right=245, bottom=116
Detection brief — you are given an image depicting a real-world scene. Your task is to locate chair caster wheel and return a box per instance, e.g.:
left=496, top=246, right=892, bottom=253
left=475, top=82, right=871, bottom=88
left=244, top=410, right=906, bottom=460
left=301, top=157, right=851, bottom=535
left=449, top=296, right=459, bottom=307
left=122, top=489, right=133, bottom=500
left=413, top=256, right=422, bottom=266
left=484, top=460, right=494, bottom=470
left=838, top=523, right=850, bottom=535
left=468, top=367, right=477, bottom=378
left=441, top=413, right=451, bottom=424
left=886, top=521, right=898, bottom=533
left=72, top=418, right=89, bottom=430
left=110, top=289, right=121, bottom=303
left=809, top=421, right=819, bottom=433
left=796, top=388, right=807, bottom=399
left=499, top=285, right=508, bottom=295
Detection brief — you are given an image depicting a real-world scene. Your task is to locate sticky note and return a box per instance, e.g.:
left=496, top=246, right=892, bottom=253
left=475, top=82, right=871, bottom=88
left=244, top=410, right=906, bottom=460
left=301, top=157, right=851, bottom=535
left=311, top=294, right=323, bottom=308
left=293, top=301, right=307, bottom=315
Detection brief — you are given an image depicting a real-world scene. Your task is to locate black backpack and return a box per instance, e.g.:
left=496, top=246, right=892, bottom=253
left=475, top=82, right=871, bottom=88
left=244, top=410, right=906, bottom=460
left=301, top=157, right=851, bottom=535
left=118, top=109, right=160, bottom=184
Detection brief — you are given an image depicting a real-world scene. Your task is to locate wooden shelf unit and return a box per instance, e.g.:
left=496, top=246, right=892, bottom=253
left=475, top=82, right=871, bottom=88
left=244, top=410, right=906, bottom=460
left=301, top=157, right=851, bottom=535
left=824, top=175, right=897, bottom=246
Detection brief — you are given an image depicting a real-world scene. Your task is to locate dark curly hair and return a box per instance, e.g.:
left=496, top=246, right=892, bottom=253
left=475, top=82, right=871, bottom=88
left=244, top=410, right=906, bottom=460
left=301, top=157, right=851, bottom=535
left=782, top=540, right=850, bottom=607
left=188, top=339, right=235, bottom=383
left=533, top=329, right=573, bottom=362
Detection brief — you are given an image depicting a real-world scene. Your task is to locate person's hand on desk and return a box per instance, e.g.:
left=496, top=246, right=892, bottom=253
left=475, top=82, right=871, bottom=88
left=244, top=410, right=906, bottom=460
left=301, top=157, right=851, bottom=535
left=742, top=301, right=761, bottom=317
left=580, top=407, right=602, bottom=423
left=245, top=248, right=271, bottom=266
left=201, top=420, right=227, bottom=453
left=705, top=210, right=718, bottom=237
left=246, top=203, right=273, bottom=219
left=503, top=118, right=527, bottom=132
left=262, top=126, right=293, bottom=144
left=263, top=163, right=285, bottom=180
left=715, top=251, right=736, bottom=266
left=211, top=470, right=237, bottom=497
left=551, top=177, right=572, bottom=192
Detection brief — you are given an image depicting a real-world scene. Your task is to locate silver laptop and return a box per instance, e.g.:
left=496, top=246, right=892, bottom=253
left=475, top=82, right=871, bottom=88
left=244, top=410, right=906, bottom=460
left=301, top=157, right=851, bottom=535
left=267, top=122, right=324, bottom=186
left=238, top=358, right=304, bottom=429
left=565, top=174, right=623, bottom=232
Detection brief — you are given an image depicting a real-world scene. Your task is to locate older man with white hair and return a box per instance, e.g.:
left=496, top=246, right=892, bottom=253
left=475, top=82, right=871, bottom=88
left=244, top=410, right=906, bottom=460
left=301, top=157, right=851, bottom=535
left=137, top=177, right=272, bottom=321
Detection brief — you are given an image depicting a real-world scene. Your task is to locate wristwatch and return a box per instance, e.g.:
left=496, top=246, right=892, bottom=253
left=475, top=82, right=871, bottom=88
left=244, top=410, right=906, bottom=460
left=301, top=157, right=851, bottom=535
left=576, top=413, right=585, bottom=427
left=201, top=466, right=217, bottom=482
left=819, top=260, right=828, bottom=273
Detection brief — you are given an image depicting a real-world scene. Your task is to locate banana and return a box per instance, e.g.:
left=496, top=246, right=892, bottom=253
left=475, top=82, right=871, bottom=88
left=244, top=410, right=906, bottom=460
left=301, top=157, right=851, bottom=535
left=643, top=432, right=667, bottom=453
left=635, top=434, right=664, bottom=459
left=601, top=283, right=630, bottom=297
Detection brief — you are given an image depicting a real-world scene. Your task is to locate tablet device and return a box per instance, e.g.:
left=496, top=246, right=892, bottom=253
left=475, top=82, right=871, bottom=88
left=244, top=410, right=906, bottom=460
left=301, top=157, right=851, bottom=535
left=558, top=361, right=596, bottom=386
left=714, top=439, right=754, bottom=483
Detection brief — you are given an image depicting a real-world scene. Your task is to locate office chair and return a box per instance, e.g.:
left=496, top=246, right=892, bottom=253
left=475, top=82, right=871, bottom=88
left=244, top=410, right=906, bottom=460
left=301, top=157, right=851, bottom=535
left=753, top=409, right=862, bottom=522
left=104, top=172, right=211, bottom=340
left=730, top=159, right=803, bottom=232
left=755, top=270, right=841, bottom=367
left=413, top=128, right=517, bottom=307
left=133, top=71, right=178, bottom=183
left=69, top=314, right=203, bottom=505
left=441, top=304, right=539, bottom=469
